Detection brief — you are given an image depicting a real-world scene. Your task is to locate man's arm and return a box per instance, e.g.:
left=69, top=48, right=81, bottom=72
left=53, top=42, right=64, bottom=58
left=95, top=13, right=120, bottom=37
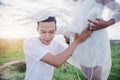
left=41, top=29, right=92, bottom=68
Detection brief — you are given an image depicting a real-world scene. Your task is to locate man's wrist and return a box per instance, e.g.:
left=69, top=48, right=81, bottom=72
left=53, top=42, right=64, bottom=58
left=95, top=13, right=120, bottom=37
left=74, top=39, right=80, bottom=46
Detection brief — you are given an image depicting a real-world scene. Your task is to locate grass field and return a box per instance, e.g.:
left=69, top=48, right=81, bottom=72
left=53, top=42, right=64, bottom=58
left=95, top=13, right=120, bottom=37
left=0, top=39, right=24, bottom=65
left=107, top=43, right=120, bottom=80
left=0, top=39, right=120, bottom=80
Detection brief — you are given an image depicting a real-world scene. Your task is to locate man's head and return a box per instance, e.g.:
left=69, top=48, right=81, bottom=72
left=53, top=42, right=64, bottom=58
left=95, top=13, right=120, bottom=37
left=37, top=16, right=56, bottom=45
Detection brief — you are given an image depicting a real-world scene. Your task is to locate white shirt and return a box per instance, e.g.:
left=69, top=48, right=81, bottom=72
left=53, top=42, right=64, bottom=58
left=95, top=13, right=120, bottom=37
left=24, top=37, right=67, bottom=80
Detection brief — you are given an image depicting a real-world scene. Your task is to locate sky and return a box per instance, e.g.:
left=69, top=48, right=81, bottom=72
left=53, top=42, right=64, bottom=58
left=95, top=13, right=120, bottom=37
left=0, top=0, right=120, bottom=40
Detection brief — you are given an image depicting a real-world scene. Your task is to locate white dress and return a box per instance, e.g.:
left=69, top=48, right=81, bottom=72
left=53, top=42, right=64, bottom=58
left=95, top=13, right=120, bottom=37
left=66, top=0, right=120, bottom=80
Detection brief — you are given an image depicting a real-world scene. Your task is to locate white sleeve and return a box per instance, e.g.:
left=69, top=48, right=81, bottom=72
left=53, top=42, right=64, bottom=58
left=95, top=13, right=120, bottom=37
left=56, top=26, right=75, bottom=38
left=57, top=40, right=68, bottom=53
left=102, top=0, right=120, bottom=23
left=24, top=39, right=49, bottom=62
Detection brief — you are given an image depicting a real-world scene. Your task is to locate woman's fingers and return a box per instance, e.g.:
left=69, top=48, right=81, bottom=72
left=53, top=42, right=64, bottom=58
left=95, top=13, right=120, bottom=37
left=88, top=19, right=97, bottom=25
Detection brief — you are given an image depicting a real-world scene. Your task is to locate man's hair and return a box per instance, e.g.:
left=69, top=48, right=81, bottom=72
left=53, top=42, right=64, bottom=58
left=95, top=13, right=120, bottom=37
left=37, top=16, right=56, bottom=26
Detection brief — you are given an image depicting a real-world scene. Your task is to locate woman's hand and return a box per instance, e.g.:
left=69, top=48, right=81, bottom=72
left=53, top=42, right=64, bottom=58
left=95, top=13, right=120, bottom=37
left=88, top=18, right=115, bottom=31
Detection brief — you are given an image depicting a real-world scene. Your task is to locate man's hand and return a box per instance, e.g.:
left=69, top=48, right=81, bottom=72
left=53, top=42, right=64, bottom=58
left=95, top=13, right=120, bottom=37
left=88, top=18, right=115, bottom=31
left=75, top=28, right=92, bottom=44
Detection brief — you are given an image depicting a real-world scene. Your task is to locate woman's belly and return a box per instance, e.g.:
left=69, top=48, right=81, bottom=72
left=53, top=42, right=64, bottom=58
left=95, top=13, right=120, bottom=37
left=71, top=29, right=111, bottom=67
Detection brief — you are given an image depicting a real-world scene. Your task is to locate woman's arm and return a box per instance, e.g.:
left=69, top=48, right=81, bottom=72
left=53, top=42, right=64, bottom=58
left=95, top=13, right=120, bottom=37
left=88, top=0, right=120, bottom=31
left=103, top=0, right=120, bottom=23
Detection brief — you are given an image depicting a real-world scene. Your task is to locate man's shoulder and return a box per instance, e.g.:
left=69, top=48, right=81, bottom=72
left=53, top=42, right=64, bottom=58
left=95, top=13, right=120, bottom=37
left=24, top=37, right=39, bottom=45
left=53, top=36, right=68, bottom=47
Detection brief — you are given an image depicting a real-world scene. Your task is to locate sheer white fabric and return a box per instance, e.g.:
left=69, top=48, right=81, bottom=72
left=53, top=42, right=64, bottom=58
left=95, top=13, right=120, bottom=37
left=66, top=0, right=120, bottom=80
left=105, top=1, right=120, bottom=23
left=72, top=0, right=120, bottom=22
left=1, top=0, right=72, bottom=25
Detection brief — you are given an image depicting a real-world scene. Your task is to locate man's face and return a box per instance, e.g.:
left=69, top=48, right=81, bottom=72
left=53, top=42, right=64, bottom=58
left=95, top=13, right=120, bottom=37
left=37, top=22, right=56, bottom=45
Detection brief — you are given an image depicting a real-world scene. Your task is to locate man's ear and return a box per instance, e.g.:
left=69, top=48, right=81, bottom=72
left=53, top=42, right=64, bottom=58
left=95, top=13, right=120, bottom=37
left=37, top=26, right=39, bottom=32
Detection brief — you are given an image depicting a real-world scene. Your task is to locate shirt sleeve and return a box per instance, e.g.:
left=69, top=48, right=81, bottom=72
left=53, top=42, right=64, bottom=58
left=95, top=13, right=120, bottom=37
left=57, top=40, right=68, bottom=53
left=24, top=39, right=49, bottom=62
left=102, top=0, right=120, bottom=23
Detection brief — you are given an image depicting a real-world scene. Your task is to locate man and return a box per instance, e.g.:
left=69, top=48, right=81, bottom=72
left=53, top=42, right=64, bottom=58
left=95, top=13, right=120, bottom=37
left=24, top=16, right=92, bottom=80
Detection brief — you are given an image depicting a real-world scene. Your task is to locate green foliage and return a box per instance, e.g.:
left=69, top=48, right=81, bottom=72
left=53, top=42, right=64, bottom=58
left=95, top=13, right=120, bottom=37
left=53, top=62, right=84, bottom=80
left=0, top=61, right=26, bottom=80
left=108, top=43, right=120, bottom=80
left=0, top=39, right=24, bottom=65
left=3, top=73, right=25, bottom=80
